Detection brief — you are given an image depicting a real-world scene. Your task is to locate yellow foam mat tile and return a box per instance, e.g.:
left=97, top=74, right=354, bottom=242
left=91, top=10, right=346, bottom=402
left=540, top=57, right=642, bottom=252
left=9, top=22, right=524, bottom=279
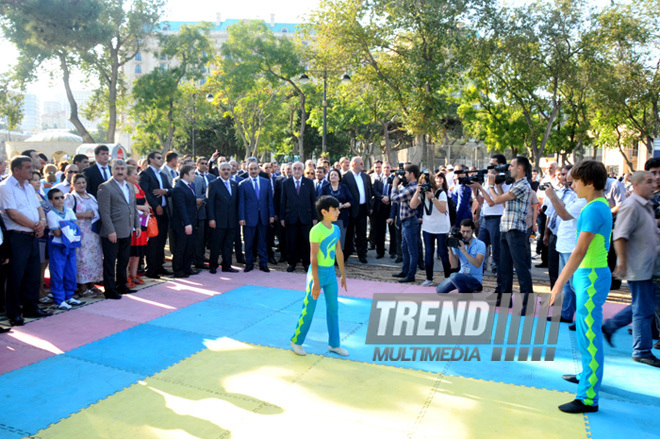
left=36, top=338, right=586, bottom=439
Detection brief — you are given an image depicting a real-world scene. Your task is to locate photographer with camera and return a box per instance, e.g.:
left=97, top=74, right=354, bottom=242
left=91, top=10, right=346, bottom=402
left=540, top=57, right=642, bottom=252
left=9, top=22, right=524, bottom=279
left=410, top=171, right=452, bottom=287
left=452, top=164, right=474, bottom=225
left=390, top=164, right=421, bottom=283
left=436, top=219, right=486, bottom=294
left=487, top=156, right=534, bottom=313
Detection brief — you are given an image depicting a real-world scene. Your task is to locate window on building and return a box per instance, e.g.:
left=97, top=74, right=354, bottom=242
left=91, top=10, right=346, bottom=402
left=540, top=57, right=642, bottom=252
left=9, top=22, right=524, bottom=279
left=281, top=28, right=288, bottom=33
left=160, top=64, right=166, bottom=72
left=160, top=54, right=167, bottom=61
left=136, top=52, right=142, bottom=61
left=135, top=65, right=142, bottom=74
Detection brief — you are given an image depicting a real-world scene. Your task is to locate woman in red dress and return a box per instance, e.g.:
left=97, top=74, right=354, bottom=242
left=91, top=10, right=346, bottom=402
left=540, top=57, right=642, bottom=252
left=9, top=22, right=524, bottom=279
left=126, top=165, right=150, bottom=287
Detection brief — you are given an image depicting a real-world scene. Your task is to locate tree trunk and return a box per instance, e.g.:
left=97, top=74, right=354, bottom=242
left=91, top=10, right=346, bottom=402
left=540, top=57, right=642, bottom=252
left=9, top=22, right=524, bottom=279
left=298, top=93, right=306, bottom=161
left=60, top=54, right=94, bottom=143
left=106, top=46, right=119, bottom=143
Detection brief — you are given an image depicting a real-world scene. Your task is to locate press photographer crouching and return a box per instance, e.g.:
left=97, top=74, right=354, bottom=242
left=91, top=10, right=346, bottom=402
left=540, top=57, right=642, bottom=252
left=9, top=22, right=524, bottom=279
left=436, top=219, right=486, bottom=294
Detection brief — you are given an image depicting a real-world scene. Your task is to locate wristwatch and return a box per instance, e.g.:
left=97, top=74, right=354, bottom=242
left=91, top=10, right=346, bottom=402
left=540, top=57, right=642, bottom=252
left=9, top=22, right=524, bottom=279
left=489, top=185, right=495, bottom=189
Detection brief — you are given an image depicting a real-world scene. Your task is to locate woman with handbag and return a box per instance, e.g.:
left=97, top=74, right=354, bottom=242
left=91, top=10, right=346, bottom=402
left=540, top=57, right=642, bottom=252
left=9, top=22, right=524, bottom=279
left=126, top=165, right=150, bottom=287
left=64, top=173, right=104, bottom=297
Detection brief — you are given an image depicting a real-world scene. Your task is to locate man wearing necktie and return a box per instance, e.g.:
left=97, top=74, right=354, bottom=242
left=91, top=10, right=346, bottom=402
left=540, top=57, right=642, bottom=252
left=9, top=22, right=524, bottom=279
left=542, top=165, right=574, bottom=288
left=192, top=157, right=216, bottom=269
left=371, top=160, right=391, bottom=259
left=238, top=163, right=274, bottom=273
left=83, top=145, right=111, bottom=198
left=170, top=165, right=199, bottom=278
left=314, top=166, right=329, bottom=199
left=207, top=162, right=239, bottom=273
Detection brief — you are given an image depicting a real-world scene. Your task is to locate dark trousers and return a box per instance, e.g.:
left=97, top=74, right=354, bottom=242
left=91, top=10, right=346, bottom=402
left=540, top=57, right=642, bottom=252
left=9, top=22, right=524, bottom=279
left=285, top=222, right=312, bottom=267
left=172, top=228, right=195, bottom=275
left=496, top=229, right=534, bottom=310
left=548, top=233, right=559, bottom=288
left=395, top=218, right=403, bottom=258
left=266, top=222, right=276, bottom=259
left=345, top=204, right=368, bottom=259
left=5, top=232, right=40, bottom=319
left=372, top=206, right=389, bottom=256
left=244, top=223, right=268, bottom=268
left=388, top=220, right=397, bottom=256
left=234, top=225, right=244, bottom=261
left=275, top=221, right=286, bottom=261
left=193, top=218, right=208, bottom=265
left=424, top=232, right=450, bottom=280
left=146, top=210, right=169, bottom=276
left=102, top=236, right=131, bottom=294
left=209, top=227, right=236, bottom=269
left=537, top=211, right=548, bottom=264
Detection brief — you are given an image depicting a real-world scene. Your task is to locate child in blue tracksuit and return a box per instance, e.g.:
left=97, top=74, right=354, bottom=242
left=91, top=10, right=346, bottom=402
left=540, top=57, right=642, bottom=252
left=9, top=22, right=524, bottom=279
left=46, top=188, right=81, bottom=310
left=291, top=195, right=348, bottom=357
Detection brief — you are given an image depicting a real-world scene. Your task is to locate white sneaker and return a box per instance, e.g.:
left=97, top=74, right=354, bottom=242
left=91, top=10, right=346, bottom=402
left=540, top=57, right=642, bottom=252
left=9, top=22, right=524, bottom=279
left=329, top=346, right=349, bottom=356
left=421, top=280, right=434, bottom=287
left=290, top=341, right=307, bottom=356
left=67, top=298, right=82, bottom=306
left=57, top=301, right=72, bottom=310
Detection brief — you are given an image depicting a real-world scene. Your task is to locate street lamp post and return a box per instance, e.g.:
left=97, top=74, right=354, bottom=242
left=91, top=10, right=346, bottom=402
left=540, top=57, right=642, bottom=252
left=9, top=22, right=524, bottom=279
left=192, top=93, right=197, bottom=160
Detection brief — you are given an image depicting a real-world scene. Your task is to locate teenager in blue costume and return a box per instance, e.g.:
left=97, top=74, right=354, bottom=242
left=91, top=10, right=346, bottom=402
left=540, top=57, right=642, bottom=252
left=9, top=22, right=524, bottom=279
left=550, top=160, right=612, bottom=414
left=291, top=195, right=349, bottom=357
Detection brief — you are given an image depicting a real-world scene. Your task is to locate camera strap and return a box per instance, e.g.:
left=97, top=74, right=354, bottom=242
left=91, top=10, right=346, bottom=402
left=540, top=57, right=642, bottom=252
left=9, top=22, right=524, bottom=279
left=423, top=189, right=442, bottom=216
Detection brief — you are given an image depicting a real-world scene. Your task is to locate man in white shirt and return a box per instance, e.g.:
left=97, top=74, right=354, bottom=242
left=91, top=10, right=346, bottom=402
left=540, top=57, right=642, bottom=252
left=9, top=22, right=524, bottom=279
left=543, top=165, right=574, bottom=288
left=0, top=156, right=49, bottom=325
left=52, top=164, right=79, bottom=194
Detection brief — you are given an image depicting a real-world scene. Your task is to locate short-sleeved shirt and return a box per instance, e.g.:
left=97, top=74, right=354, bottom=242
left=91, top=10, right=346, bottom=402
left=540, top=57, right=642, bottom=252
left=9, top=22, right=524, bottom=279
left=500, top=178, right=531, bottom=232
left=421, top=190, right=450, bottom=234
left=0, top=176, right=41, bottom=232
left=577, top=197, right=612, bottom=270
left=556, top=197, right=587, bottom=254
left=613, top=193, right=659, bottom=280
left=309, top=222, right=340, bottom=267
left=47, top=207, right=78, bottom=245
left=451, top=237, right=486, bottom=284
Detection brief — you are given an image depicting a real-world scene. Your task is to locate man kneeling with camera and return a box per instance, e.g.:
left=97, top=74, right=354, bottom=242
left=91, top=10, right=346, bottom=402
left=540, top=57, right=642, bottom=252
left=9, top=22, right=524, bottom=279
left=436, top=219, right=486, bottom=294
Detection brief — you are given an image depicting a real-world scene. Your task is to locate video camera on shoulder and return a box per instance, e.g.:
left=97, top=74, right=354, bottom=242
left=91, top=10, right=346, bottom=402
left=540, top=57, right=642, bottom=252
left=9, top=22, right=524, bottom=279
left=455, top=169, right=488, bottom=185
left=486, top=163, right=513, bottom=185
left=389, top=162, right=407, bottom=185
left=446, top=230, right=465, bottom=248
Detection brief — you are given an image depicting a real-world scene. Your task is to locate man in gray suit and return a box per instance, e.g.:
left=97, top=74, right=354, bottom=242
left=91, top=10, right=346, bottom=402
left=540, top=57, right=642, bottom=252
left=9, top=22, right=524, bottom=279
left=97, top=159, right=141, bottom=299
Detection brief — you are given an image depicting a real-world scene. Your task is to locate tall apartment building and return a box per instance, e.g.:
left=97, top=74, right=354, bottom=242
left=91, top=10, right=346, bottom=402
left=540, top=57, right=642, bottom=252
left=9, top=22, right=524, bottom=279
left=20, top=93, right=41, bottom=132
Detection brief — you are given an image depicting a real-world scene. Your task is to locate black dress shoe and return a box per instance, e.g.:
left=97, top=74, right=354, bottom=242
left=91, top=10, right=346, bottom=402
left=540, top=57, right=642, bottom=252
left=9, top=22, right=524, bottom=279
left=398, top=278, right=415, bottom=283
left=569, top=323, right=576, bottom=331
left=535, top=263, right=548, bottom=268
left=104, top=291, right=122, bottom=300
left=547, top=316, right=573, bottom=324
left=268, top=257, right=277, bottom=265
left=562, top=374, right=579, bottom=384
left=236, top=257, right=246, bottom=264
left=186, top=270, right=201, bottom=275
left=286, top=265, right=295, bottom=272
left=602, top=325, right=614, bottom=347
left=394, top=257, right=403, bottom=263
left=146, top=273, right=161, bottom=279
left=9, top=318, right=24, bottom=327
left=558, top=399, right=598, bottom=413
left=359, top=257, right=368, bottom=264
left=209, top=267, right=217, bottom=274
left=158, top=269, right=173, bottom=275
left=23, top=308, right=51, bottom=318
left=194, top=264, right=209, bottom=270
left=174, top=273, right=189, bottom=279
left=0, top=326, right=11, bottom=333
left=222, top=267, right=239, bottom=273
left=244, top=266, right=254, bottom=273
left=376, top=254, right=384, bottom=259
left=259, top=266, right=270, bottom=273
left=119, top=288, right=136, bottom=294
left=633, top=355, right=660, bottom=367
left=392, top=272, right=406, bottom=278
left=390, top=254, right=396, bottom=259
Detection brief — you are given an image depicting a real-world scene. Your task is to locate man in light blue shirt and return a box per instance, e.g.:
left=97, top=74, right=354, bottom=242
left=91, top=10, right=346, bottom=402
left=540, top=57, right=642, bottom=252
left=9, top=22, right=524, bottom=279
left=436, top=219, right=486, bottom=294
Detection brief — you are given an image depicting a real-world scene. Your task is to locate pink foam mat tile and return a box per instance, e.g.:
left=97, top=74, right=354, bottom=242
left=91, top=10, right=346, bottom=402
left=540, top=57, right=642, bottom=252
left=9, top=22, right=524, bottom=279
left=136, top=280, right=244, bottom=304
left=0, top=335, right=55, bottom=374
left=80, top=293, right=184, bottom=323
left=6, top=309, right=138, bottom=353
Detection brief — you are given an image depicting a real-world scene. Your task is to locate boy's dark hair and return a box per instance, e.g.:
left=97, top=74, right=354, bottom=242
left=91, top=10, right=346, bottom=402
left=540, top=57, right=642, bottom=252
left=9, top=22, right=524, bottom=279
left=571, top=160, right=607, bottom=190
left=179, top=164, right=194, bottom=177
left=47, top=188, right=63, bottom=200
left=491, top=154, right=507, bottom=165
left=514, top=156, right=531, bottom=176
left=405, top=164, right=420, bottom=180
left=316, top=195, right=340, bottom=219
left=73, top=154, right=88, bottom=164
left=645, top=157, right=660, bottom=171
left=94, top=144, right=109, bottom=156
left=460, top=218, right=476, bottom=230
left=165, top=151, right=178, bottom=163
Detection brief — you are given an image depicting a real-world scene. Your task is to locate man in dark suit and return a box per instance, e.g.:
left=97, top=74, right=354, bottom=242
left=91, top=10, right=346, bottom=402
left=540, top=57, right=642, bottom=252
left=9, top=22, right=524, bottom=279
left=274, top=163, right=292, bottom=263
left=238, top=162, right=274, bottom=272
left=83, top=144, right=111, bottom=198
left=139, top=151, right=173, bottom=279
left=170, top=165, right=199, bottom=278
left=207, top=162, right=239, bottom=274
left=280, top=161, right=317, bottom=272
left=371, top=161, right=392, bottom=259
left=342, top=156, right=373, bottom=263
left=192, top=156, right=216, bottom=268
left=314, top=166, right=330, bottom=199
left=229, top=159, right=245, bottom=264
left=97, top=159, right=141, bottom=299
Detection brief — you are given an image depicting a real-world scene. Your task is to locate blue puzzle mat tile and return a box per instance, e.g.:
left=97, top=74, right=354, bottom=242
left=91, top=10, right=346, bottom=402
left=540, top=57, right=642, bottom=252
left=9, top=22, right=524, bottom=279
left=0, top=355, right=140, bottom=434
left=66, top=324, right=207, bottom=376
left=206, top=285, right=303, bottom=311
left=148, top=300, right=277, bottom=337
left=597, top=354, right=660, bottom=407
left=586, top=396, right=660, bottom=439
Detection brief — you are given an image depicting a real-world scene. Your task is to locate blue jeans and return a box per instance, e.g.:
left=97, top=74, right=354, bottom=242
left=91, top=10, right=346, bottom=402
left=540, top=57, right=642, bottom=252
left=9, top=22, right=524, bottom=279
left=478, top=216, right=501, bottom=270
left=496, top=229, right=534, bottom=309
left=436, top=273, right=482, bottom=294
left=401, top=218, right=419, bottom=280
left=558, top=252, right=576, bottom=321
left=423, top=231, right=449, bottom=280
left=604, top=279, right=657, bottom=358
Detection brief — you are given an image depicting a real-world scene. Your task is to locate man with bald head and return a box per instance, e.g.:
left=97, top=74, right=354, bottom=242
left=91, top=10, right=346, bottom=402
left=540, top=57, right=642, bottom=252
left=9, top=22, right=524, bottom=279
left=342, top=156, right=373, bottom=263
left=280, top=161, right=316, bottom=271
left=52, top=164, right=79, bottom=194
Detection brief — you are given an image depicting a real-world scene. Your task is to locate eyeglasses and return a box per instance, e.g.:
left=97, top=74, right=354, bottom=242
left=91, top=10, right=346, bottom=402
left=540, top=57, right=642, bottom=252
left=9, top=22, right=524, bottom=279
left=52, top=196, right=64, bottom=200
left=155, top=156, right=163, bottom=160
left=67, top=170, right=76, bottom=174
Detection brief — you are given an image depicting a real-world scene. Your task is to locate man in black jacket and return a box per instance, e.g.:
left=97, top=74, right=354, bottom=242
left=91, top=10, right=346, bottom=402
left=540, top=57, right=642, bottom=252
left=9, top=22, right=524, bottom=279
left=83, top=145, right=111, bottom=198
left=342, top=156, right=373, bottom=263
left=280, top=162, right=316, bottom=272
left=170, top=165, right=199, bottom=278
left=207, top=162, right=239, bottom=274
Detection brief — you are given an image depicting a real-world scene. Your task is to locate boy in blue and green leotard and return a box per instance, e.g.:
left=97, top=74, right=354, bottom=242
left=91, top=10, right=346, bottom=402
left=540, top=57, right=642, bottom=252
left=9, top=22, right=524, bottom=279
left=291, top=195, right=349, bottom=357
left=551, top=160, right=612, bottom=414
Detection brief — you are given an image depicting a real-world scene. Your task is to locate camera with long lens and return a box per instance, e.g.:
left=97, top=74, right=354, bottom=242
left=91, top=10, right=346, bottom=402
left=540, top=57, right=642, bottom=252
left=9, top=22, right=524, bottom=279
left=455, top=169, right=488, bottom=185
left=539, top=182, right=551, bottom=191
left=487, top=164, right=513, bottom=185
left=389, top=162, right=407, bottom=185
left=446, top=230, right=465, bottom=248
left=419, top=183, right=432, bottom=193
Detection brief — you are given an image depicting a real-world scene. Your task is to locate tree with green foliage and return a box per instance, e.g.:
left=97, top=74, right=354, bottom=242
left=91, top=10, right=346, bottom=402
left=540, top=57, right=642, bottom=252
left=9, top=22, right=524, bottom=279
left=0, top=74, right=24, bottom=139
